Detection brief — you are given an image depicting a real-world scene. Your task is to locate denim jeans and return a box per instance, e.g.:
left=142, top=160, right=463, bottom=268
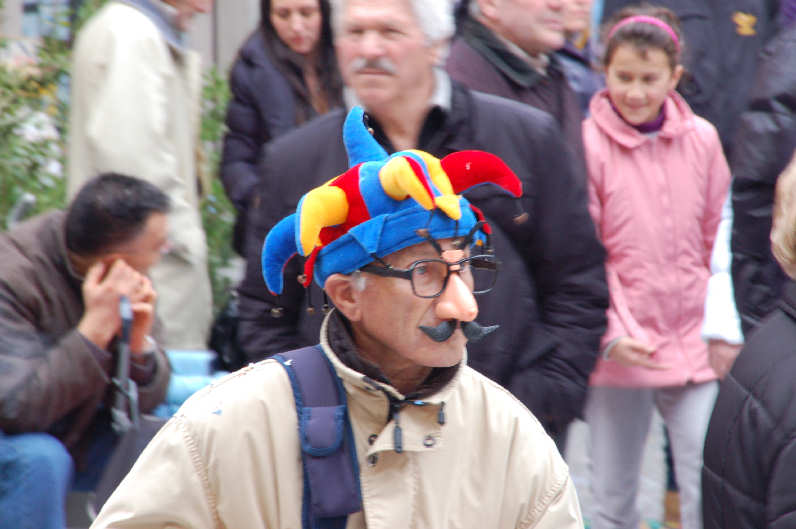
left=0, top=431, right=73, bottom=529
left=0, top=419, right=116, bottom=529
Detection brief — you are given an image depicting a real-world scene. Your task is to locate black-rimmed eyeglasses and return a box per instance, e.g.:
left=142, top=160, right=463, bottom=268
left=360, top=254, right=499, bottom=298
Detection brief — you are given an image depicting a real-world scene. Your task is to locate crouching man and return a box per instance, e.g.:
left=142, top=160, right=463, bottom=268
left=91, top=109, right=583, bottom=529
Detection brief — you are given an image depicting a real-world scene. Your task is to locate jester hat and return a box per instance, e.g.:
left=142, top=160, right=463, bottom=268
left=261, top=106, right=523, bottom=295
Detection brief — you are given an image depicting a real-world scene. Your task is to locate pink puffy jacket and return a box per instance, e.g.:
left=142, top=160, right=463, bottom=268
left=583, top=90, right=730, bottom=388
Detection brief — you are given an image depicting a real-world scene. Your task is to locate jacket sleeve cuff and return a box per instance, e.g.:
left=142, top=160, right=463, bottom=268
left=702, top=272, right=744, bottom=344
left=78, top=332, right=113, bottom=371
left=130, top=353, right=158, bottom=384
left=602, top=337, right=623, bottom=359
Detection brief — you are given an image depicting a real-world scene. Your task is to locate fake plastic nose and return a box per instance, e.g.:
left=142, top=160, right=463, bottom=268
left=435, top=272, right=478, bottom=322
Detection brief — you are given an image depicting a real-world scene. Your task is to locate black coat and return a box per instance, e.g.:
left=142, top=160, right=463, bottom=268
left=237, top=82, right=608, bottom=434
left=702, top=280, right=796, bottom=529
left=447, top=17, right=587, bottom=171
left=731, top=23, right=796, bottom=335
left=220, top=31, right=312, bottom=253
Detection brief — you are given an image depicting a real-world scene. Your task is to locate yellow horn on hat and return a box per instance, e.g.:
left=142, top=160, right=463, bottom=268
left=433, top=195, right=462, bottom=220
left=379, top=156, right=435, bottom=210
left=407, top=150, right=461, bottom=220
left=407, top=150, right=454, bottom=195
left=299, top=185, right=349, bottom=256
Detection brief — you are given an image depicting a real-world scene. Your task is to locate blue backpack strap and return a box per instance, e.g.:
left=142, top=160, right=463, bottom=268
left=274, top=345, right=362, bottom=529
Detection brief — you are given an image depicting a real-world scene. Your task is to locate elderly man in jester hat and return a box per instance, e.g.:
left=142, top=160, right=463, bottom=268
left=89, top=107, right=585, bottom=529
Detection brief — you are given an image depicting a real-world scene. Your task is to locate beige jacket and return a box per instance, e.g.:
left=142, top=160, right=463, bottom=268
left=67, top=0, right=212, bottom=349
left=92, top=315, right=583, bottom=529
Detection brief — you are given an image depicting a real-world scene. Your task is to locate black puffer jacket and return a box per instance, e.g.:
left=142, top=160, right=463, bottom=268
left=702, top=280, right=796, bottom=529
left=238, top=81, right=608, bottom=435
left=220, top=31, right=312, bottom=254
left=731, top=23, right=796, bottom=335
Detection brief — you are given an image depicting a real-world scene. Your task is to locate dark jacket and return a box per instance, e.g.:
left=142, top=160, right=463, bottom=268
left=220, top=31, right=318, bottom=254
left=556, top=40, right=604, bottom=117
left=601, top=0, right=781, bottom=156
left=446, top=16, right=587, bottom=170
left=731, top=23, right=796, bottom=335
left=238, top=81, right=608, bottom=434
left=702, top=280, right=796, bottom=529
left=0, top=212, right=170, bottom=454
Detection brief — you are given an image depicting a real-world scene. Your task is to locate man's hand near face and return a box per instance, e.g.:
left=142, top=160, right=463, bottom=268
left=77, top=259, right=157, bottom=357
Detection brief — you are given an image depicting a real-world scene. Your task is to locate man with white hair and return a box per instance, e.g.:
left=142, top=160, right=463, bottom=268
left=237, top=0, right=607, bottom=448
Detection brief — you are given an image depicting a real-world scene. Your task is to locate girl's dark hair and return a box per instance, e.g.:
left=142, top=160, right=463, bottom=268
left=65, top=173, right=170, bottom=256
left=601, top=3, right=684, bottom=70
left=259, top=0, right=343, bottom=124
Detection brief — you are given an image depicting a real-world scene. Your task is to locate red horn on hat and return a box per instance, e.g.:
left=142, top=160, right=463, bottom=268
left=440, top=151, right=522, bottom=197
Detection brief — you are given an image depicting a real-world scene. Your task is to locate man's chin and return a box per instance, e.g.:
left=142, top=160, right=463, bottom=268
left=426, top=342, right=466, bottom=368
left=352, top=84, right=394, bottom=106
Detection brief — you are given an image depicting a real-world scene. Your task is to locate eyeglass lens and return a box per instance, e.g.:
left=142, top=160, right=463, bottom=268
left=410, top=256, right=497, bottom=297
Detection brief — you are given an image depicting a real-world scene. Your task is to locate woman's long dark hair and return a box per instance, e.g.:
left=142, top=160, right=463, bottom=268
left=259, top=0, right=343, bottom=124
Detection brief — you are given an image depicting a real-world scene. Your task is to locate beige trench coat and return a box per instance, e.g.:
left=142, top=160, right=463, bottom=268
left=67, top=1, right=212, bottom=349
left=91, top=315, right=584, bottom=529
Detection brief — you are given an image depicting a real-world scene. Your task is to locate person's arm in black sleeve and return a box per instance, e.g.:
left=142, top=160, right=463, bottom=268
left=219, top=56, right=271, bottom=255
left=236, top=147, right=311, bottom=363
left=220, top=55, right=270, bottom=217
left=730, top=27, right=796, bottom=336
left=507, top=116, right=608, bottom=432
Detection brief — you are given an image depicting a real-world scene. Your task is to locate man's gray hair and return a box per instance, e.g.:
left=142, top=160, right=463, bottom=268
left=329, top=0, right=455, bottom=44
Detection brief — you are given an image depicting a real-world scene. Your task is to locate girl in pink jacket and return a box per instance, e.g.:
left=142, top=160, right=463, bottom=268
left=581, top=6, right=740, bottom=529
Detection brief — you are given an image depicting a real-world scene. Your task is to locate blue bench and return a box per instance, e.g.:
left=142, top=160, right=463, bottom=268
left=151, top=350, right=229, bottom=418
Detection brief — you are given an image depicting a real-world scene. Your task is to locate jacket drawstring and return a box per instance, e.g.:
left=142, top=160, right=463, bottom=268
left=393, top=408, right=403, bottom=453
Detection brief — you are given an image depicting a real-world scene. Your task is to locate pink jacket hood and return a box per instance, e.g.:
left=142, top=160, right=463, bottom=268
left=588, top=89, right=695, bottom=148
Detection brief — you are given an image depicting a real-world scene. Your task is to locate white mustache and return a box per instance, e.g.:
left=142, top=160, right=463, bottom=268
left=349, top=57, right=397, bottom=75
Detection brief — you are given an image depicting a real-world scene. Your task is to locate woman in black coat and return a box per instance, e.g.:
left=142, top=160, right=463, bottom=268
left=702, top=151, right=796, bottom=529
left=220, top=0, right=342, bottom=254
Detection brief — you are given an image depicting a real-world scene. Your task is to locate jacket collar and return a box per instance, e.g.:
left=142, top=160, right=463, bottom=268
left=342, top=72, right=475, bottom=156
left=53, top=211, right=85, bottom=285
left=319, top=310, right=463, bottom=404
left=118, top=0, right=186, bottom=52
left=588, top=89, right=695, bottom=149
left=460, top=16, right=549, bottom=88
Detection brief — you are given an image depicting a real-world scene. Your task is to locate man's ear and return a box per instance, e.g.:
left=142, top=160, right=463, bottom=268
left=428, top=39, right=449, bottom=68
left=477, top=0, right=500, bottom=22
left=324, top=273, right=364, bottom=322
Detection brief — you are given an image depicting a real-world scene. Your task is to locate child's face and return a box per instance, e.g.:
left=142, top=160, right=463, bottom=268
left=605, top=43, right=682, bottom=125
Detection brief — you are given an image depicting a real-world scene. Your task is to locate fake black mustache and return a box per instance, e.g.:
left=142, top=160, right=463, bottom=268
left=419, top=320, right=499, bottom=343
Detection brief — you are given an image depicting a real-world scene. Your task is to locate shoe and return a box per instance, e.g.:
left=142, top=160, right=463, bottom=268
left=663, top=490, right=681, bottom=529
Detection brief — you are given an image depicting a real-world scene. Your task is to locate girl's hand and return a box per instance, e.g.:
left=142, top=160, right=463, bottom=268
left=609, top=337, right=669, bottom=370
left=708, top=339, right=742, bottom=379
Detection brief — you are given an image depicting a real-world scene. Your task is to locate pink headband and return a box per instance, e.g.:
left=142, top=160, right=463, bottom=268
left=607, top=15, right=681, bottom=52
